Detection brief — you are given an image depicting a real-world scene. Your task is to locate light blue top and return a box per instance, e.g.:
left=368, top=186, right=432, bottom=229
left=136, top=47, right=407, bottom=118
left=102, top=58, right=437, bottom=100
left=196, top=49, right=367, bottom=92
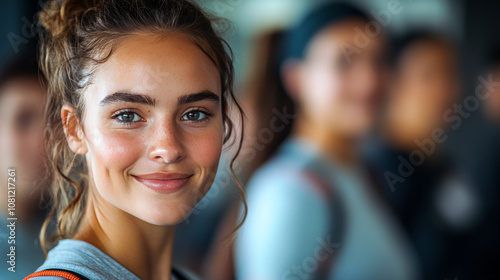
left=235, top=137, right=420, bottom=280
left=30, top=239, right=197, bottom=280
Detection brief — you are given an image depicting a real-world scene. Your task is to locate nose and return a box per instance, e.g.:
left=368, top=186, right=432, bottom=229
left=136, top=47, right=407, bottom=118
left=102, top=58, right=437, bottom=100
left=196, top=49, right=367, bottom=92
left=148, top=121, right=185, bottom=164
left=351, top=62, right=382, bottom=99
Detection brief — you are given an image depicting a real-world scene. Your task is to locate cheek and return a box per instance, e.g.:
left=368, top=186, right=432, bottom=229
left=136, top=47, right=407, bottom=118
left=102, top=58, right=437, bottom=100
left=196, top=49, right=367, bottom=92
left=303, top=68, right=345, bottom=111
left=86, top=126, right=144, bottom=189
left=185, top=125, right=223, bottom=175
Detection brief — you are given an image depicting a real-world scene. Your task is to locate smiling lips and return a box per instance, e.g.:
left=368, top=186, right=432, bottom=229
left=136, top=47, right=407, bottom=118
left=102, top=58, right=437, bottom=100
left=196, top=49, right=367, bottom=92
left=132, top=172, right=193, bottom=193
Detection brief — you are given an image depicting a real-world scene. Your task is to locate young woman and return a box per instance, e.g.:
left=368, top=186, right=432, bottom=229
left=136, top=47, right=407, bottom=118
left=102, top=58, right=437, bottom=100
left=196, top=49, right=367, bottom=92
left=235, top=3, right=420, bottom=280
left=24, top=0, right=245, bottom=279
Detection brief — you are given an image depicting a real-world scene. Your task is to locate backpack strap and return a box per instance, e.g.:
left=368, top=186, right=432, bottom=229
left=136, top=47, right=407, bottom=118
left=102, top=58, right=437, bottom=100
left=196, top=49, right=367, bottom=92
left=23, top=269, right=89, bottom=280
left=26, top=267, right=189, bottom=280
left=299, top=167, right=345, bottom=279
left=301, top=168, right=345, bottom=241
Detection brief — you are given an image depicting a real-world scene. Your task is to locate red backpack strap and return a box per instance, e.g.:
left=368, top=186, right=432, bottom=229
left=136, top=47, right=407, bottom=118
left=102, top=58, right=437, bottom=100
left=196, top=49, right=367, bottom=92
left=24, top=270, right=83, bottom=280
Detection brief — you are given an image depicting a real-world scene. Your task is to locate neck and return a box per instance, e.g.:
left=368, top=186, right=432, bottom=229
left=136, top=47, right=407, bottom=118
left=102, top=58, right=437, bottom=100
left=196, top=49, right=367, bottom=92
left=74, top=187, right=175, bottom=280
left=292, top=114, right=359, bottom=167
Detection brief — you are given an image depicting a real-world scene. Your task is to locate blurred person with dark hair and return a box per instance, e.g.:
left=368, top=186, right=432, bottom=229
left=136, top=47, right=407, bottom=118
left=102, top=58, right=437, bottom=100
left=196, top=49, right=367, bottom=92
left=364, top=31, right=482, bottom=279
left=200, top=29, right=293, bottom=280
left=236, top=2, right=420, bottom=280
left=0, top=50, right=49, bottom=277
left=235, top=29, right=294, bottom=183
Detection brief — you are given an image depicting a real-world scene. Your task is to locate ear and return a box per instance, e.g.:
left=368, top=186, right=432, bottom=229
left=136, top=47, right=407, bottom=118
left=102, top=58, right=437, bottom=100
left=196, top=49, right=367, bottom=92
left=281, top=59, right=303, bottom=102
left=61, top=104, right=88, bottom=154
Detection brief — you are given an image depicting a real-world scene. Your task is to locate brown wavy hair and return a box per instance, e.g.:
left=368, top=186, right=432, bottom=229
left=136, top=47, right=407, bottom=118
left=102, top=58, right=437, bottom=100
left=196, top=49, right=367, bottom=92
left=38, top=0, right=246, bottom=255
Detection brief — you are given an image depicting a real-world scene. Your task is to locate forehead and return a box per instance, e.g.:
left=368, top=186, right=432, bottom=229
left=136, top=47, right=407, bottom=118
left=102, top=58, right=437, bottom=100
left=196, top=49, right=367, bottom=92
left=306, top=18, right=387, bottom=57
left=0, top=78, right=45, bottom=108
left=399, top=40, right=456, bottom=70
left=87, top=33, right=221, bottom=101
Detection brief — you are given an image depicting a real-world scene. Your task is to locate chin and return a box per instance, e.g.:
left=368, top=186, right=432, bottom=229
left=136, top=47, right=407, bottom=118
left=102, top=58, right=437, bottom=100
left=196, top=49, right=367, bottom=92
left=132, top=202, right=197, bottom=226
left=342, top=119, right=374, bottom=137
left=141, top=216, right=187, bottom=226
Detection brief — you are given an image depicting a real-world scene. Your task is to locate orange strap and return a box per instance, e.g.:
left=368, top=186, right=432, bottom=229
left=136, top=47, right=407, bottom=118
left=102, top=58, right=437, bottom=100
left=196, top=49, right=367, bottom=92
left=24, top=270, right=82, bottom=280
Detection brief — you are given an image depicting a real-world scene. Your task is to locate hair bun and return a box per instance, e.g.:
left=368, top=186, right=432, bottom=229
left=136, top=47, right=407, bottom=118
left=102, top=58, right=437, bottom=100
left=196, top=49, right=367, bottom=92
left=38, top=0, right=100, bottom=38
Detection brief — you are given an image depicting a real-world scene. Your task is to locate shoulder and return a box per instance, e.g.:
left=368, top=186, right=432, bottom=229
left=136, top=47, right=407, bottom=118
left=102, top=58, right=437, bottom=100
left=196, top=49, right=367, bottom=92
left=246, top=154, right=333, bottom=214
left=32, top=239, right=141, bottom=280
left=24, top=270, right=87, bottom=280
left=236, top=159, right=335, bottom=270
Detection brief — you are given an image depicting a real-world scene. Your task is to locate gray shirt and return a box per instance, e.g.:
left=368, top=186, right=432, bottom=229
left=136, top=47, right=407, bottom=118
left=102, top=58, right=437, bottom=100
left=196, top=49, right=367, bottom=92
left=30, top=239, right=197, bottom=280
left=235, top=137, right=420, bottom=280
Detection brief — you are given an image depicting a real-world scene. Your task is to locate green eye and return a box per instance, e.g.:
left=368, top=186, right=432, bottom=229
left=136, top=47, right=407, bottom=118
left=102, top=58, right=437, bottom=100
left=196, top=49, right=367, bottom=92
left=182, top=110, right=208, bottom=122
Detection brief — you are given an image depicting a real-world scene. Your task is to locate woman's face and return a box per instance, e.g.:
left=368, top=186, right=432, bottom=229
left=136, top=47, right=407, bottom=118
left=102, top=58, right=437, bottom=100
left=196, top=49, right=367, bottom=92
left=295, top=19, right=388, bottom=137
left=393, top=40, right=459, bottom=131
left=72, top=33, right=223, bottom=225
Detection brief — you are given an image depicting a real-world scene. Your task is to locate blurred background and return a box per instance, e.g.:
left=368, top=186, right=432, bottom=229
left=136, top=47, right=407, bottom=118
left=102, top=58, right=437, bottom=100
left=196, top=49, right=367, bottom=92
left=0, top=0, right=499, bottom=279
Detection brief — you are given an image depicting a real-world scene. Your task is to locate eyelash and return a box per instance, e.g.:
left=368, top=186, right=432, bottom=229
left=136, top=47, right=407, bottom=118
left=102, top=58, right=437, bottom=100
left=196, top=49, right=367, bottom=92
left=182, top=108, right=213, bottom=123
left=110, top=108, right=214, bottom=126
left=111, top=109, right=144, bottom=126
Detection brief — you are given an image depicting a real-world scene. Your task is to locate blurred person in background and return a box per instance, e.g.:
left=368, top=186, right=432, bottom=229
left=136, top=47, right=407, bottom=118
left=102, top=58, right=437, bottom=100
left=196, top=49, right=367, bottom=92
left=0, top=50, right=49, bottom=278
left=208, top=27, right=293, bottom=193
left=201, top=29, right=293, bottom=280
left=364, top=31, right=482, bottom=279
left=236, top=2, right=420, bottom=280
left=233, top=29, right=294, bottom=183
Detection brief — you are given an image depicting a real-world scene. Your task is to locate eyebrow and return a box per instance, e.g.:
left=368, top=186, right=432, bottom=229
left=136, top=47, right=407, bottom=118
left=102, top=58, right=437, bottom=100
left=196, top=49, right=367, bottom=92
left=178, top=90, right=220, bottom=105
left=100, top=92, right=156, bottom=106
left=99, top=90, right=220, bottom=107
